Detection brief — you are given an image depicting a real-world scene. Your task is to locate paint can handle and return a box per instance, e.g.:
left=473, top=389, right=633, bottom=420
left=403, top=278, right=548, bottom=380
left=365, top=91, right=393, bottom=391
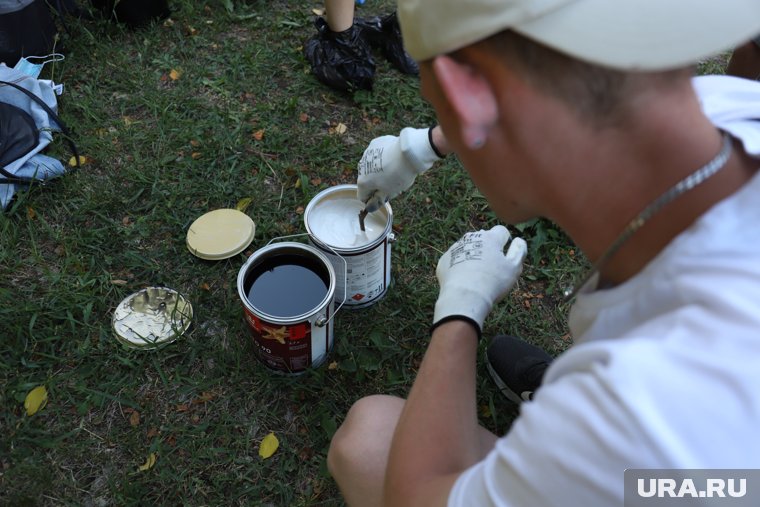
left=266, top=233, right=347, bottom=326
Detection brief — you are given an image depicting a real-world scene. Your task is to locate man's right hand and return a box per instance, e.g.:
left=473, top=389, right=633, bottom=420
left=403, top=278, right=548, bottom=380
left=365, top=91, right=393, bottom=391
left=357, top=127, right=441, bottom=212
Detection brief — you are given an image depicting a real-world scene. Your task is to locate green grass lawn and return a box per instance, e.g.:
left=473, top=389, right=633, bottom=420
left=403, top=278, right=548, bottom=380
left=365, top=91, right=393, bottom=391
left=1, top=1, right=728, bottom=505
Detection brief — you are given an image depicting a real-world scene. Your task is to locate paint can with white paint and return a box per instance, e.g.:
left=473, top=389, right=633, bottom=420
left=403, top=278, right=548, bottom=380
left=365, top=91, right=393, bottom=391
left=304, top=184, right=394, bottom=308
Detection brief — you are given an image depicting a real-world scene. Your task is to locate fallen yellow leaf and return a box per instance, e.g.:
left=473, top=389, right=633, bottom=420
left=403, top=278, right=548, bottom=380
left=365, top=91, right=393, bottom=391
left=252, top=129, right=265, bottom=141
left=335, top=122, right=347, bottom=135
left=311, top=8, right=324, bottom=15
left=169, top=69, right=182, bottom=80
left=236, top=197, right=253, bottom=212
left=138, top=452, right=157, bottom=471
left=24, top=386, right=48, bottom=416
left=68, top=155, right=87, bottom=167
left=259, top=432, right=279, bottom=459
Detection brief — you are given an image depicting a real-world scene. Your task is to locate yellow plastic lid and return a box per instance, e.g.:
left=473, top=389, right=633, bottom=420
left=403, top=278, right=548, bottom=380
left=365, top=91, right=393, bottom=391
left=186, top=208, right=256, bottom=260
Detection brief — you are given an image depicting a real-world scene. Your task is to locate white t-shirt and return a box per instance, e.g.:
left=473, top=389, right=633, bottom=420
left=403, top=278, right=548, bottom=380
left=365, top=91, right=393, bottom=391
left=448, top=75, right=760, bottom=507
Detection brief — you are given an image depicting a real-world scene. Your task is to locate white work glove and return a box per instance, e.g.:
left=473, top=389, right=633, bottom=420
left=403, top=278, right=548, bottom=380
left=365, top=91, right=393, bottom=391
left=357, top=127, right=441, bottom=212
left=433, top=225, right=527, bottom=337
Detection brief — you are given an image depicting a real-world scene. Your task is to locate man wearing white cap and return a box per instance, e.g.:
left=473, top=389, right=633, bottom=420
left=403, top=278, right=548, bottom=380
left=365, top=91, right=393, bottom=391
left=331, top=1, right=760, bottom=506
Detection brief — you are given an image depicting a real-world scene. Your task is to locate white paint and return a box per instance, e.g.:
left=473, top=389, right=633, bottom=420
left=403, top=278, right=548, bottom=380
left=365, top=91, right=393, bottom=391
left=307, top=198, right=386, bottom=249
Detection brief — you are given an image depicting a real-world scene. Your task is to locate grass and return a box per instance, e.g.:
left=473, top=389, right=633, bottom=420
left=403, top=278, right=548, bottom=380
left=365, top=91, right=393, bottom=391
left=1, top=1, right=731, bottom=505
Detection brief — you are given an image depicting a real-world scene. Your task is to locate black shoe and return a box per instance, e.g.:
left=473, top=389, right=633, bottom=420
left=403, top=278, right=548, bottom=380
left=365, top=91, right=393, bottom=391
left=303, top=17, right=375, bottom=92
left=486, top=335, right=552, bottom=404
left=356, top=11, right=418, bottom=75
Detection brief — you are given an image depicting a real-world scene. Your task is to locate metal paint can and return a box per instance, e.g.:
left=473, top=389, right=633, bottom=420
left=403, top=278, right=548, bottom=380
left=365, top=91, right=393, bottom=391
left=237, top=242, right=340, bottom=374
left=304, top=184, right=394, bottom=309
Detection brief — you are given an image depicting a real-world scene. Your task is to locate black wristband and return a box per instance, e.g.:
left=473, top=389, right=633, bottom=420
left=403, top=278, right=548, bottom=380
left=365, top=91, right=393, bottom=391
left=430, top=315, right=482, bottom=340
left=427, top=126, right=446, bottom=159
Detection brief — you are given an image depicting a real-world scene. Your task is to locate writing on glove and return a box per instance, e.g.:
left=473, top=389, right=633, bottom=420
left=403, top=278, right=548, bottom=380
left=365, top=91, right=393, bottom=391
left=357, top=127, right=440, bottom=212
left=432, top=225, right=527, bottom=338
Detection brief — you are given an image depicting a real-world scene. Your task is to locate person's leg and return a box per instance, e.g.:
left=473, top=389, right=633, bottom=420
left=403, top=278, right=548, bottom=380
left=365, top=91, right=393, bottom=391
left=324, top=0, right=355, bottom=32
left=303, top=0, right=375, bottom=91
left=726, top=37, right=760, bottom=80
left=355, top=12, right=419, bottom=75
left=327, top=394, right=498, bottom=507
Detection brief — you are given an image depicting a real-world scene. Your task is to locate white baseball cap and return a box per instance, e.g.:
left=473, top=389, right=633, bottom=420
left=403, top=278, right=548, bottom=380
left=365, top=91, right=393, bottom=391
left=398, top=0, right=760, bottom=71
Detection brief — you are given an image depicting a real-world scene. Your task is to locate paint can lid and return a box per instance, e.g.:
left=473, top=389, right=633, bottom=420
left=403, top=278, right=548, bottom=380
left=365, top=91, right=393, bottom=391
left=186, top=208, right=256, bottom=260
left=112, top=287, right=194, bottom=349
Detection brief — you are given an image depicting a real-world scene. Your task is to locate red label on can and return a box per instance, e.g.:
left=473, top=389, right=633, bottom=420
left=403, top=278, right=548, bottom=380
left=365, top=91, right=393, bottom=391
left=244, top=311, right=314, bottom=373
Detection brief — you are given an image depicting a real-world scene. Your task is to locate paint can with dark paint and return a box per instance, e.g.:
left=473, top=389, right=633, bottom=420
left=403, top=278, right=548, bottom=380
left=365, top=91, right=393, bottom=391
left=304, top=184, right=394, bottom=309
left=237, top=242, right=340, bottom=374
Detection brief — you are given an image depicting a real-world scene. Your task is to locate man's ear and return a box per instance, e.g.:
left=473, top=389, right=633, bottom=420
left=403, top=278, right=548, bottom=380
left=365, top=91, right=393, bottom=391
left=432, top=54, right=498, bottom=149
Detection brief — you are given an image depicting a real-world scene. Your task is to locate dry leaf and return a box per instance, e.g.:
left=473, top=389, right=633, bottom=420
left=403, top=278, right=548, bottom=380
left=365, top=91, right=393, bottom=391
left=335, top=122, right=347, bottom=135
left=68, top=155, right=87, bottom=167
left=24, top=386, right=48, bottom=416
left=259, top=432, right=279, bottom=459
left=294, top=178, right=301, bottom=189
left=191, top=152, right=202, bottom=159
left=146, top=427, right=160, bottom=438
left=111, top=279, right=128, bottom=285
left=176, top=403, right=190, bottom=412
left=190, top=139, right=200, bottom=147
left=299, top=112, right=309, bottom=123
left=328, top=361, right=338, bottom=370
left=194, top=391, right=216, bottom=404
left=295, top=206, right=304, bottom=215
left=27, top=207, right=36, bottom=219
left=235, top=197, right=253, bottom=213
left=169, top=69, right=182, bottom=80
left=252, top=129, right=265, bottom=141
left=138, top=452, right=157, bottom=472
left=200, top=282, right=211, bottom=291
left=129, top=410, right=141, bottom=427
left=311, top=8, right=324, bottom=15
left=122, top=116, right=134, bottom=126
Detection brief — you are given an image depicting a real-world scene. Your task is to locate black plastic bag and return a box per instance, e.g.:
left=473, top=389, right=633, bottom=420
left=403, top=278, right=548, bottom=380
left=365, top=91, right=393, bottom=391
left=0, top=0, right=57, bottom=67
left=90, top=0, right=169, bottom=27
left=304, top=17, right=375, bottom=92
